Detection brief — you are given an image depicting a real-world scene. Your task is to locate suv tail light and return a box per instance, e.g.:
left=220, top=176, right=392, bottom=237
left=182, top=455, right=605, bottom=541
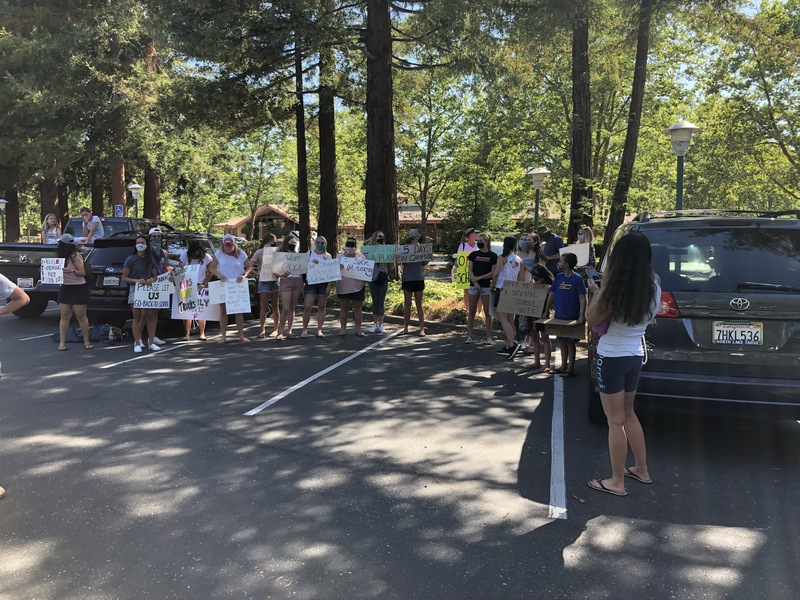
left=657, top=291, right=680, bottom=318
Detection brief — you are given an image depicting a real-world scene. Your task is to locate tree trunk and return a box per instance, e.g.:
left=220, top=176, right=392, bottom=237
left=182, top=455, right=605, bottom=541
left=605, top=0, right=654, bottom=247
left=4, top=188, right=20, bottom=242
left=90, top=167, right=105, bottom=217
left=364, top=0, right=399, bottom=244
left=40, top=178, right=59, bottom=224
left=318, top=38, right=340, bottom=255
left=110, top=157, right=125, bottom=217
left=57, top=183, right=69, bottom=227
left=568, top=2, right=593, bottom=244
left=144, top=166, right=161, bottom=219
left=295, top=31, right=312, bottom=252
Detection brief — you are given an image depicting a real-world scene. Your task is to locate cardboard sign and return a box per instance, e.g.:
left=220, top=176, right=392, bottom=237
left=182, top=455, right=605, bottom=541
left=40, top=258, right=65, bottom=285
left=272, top=252, right=308, bottom=276
left=133, top=272, right=172, bottom=309
left=258, top=247, right=277, bottom=282
left=396, top=243, right=433, bottom=263
left=224, top=279, right=251, bottom=315
left=171, top=286, right=219, bottom=322
left=339, top=257, right=374, bottom=282
left=307, top=257, right=342, bottom=285
left=559, top=243, right=591, bottom=268
left=497, top=281, right=550, bottom=317
left=361, top=244, right=397, bottom=263
left=536, top=317, right=585, bottom=340
left=453, top=252, right=470, bottom=289
left=172, top=264, right=200, bottom=313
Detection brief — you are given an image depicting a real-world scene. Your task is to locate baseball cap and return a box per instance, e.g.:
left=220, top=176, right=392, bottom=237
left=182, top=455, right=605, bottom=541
left=59, top=233, right=75, bottom=244
left=149, top=227, right=163, bottom=236
left=222, top=234, right=235, bottom=246
left=464, top=227, right=478, bottom=236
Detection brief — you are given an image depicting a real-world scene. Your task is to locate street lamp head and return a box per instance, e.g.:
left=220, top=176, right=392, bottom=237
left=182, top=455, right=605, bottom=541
left=127, top=183, right=143, bottom=200
left=0, top=198, right=7, bottom=212
left=526, top=167, right=551, bottom=189
left=663, top=119, right=701, bottom=157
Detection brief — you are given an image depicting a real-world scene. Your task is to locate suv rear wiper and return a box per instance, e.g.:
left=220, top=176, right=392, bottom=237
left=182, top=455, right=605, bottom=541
left=736, top=282, right=800, bottom=293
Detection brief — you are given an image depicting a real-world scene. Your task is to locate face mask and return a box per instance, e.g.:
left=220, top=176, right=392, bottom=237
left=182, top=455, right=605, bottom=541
left=477, top=242, right=485, bottom=249
left=150, top=238, right=161, bottom=247
left=577, top=235, right=585, bottom=243
left=271, top=243, right=277, bottom=247
left=345, top=246, right=355, bottom=254
left=136, top=243, right=147, bottom=252
left=376, top=237, right=384, bottom=243
left=315, top=242, right=325, bottom=251
left=288, top=241, right=297, bottom=250
left=518, top=241, right=529, bottom=251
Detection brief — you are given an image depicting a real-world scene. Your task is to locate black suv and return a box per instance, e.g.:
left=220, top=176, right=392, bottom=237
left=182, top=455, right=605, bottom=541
left=64, top=217, right=176, bottom=241
left=587, top=210, right=800, bottom=423
left=85, top=233, right=258, bottom=327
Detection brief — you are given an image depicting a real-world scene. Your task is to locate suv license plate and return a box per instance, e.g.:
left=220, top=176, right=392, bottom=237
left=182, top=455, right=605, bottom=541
left=713, top=321, right=763, bottom=345
left=17, top=277, right=34, bottom=289
left=103, top=276, right=120, bottom=287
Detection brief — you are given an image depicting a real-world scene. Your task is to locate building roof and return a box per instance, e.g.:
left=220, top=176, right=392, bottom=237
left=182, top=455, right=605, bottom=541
left=213, top=204, right=299, bottom=230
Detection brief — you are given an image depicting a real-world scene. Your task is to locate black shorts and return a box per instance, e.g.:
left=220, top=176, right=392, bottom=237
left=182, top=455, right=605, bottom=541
left=58, top=283, right=90, bottom=305
left=338, top=288, right=365, bottom=302
left=595, top=355, right=644, bottom=394
left=402, top=280, right=425, bottom=293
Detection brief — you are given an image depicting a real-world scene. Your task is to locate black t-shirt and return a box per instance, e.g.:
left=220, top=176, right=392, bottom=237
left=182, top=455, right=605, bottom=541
left=468, top=250, right=498, bottom=287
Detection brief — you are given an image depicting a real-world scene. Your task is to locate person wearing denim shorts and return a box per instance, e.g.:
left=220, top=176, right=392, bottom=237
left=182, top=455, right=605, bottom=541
left=301, top=236, right=332, bottom=338
left=465, top=233, right=497, bottom=344
left=251, top=233, right=281, bottom=337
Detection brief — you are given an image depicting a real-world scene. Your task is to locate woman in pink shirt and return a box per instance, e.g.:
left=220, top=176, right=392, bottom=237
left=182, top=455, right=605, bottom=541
left=337, top=237, right=366, bottom=336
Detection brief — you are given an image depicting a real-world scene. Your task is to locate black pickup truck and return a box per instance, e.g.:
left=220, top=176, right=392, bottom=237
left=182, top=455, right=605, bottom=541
left=0, top=218, right=178, bottom=318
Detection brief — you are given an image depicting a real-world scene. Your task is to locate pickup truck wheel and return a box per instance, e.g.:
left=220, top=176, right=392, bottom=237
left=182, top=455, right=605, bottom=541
left=587, top=381, right=606, bottom=425
left=13, top=294, right=49, bottom=318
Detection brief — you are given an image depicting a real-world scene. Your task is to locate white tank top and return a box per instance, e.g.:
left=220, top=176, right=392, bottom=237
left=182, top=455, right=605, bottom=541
left=496, top=254, right=521, bottom=289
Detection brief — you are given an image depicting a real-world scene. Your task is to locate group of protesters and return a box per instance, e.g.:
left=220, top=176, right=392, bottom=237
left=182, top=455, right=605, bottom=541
left=457, top=224, right=597, bottom=377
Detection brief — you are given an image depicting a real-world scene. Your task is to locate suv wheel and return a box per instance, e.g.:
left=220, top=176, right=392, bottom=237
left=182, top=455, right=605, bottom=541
left=13, top=294, right=50, bottom=318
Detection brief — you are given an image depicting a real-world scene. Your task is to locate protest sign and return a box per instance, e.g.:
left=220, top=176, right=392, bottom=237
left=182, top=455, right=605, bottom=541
left=40, top=258, right=65, bottom=285
left=171, top=286, right=219, bottom=322
left=453, top=252, right=470, bottom=289
left=536, top=317, right=585, bottom=340
left=497, top=281, right=549, bottom=318
left=172, top=264, right=200, bottom=313
left=559, top=242, right=591, bottom=267
left=307, top=257, right=342, bottom=285
left=396, top=243, right=433, bottom=263
left=133, top=272, right=172, bottom=309
left=258, top=247, right=277, bottom=282
left=272, top=252, right=308, bottom=276
left=224, top=280, right=251, bottom=315
left=207, top=280, right=226, bottom=305
left=339, top=257, right=374, bottom=282
left=361, top=244, right=397, bottom=263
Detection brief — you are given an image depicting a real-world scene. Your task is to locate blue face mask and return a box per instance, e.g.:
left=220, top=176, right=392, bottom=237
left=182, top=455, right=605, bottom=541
left=518, top=240, right=530, bottom=251
left=577, top=235, right=585, bottom=243
left=315, top=242, right=325, bottom=251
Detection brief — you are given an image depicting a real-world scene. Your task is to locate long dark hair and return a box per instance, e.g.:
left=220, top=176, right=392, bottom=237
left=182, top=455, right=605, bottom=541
left=187, top=240, right=205, bottom=261
left=132, top=236, right=153, bottom=265
left=57, top=240, right=77, bottom=260
left=501, top=236, right=517, bottom=258
left=597, top=233, right=657, bottom=325
left=278, top=234, right=298, bottom=253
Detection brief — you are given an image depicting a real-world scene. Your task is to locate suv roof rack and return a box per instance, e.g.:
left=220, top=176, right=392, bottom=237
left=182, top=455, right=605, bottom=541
left=634, top=209, right=800, bottom=223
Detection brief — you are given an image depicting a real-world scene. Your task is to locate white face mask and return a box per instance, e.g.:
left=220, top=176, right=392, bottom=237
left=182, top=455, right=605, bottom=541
left=136, top=243, right=147, bottom=252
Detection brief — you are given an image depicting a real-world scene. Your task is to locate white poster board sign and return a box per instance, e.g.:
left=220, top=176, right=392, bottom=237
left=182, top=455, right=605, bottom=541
left=559, top=243, right=591, bottom=268
left=40, top=258, right=65, bottom=285
left=396, top=243, right=433, bottom=263
left=272, top=252, right=308, bottom=276
left=171, top=286, right=220, bottom=321
left=258, top=247, right=277, bottom=282
left=307, top=258, right=342, bottom=285
left=133, top=272, right=172, bottom=309
left=172, top=264, right=200, bottom=313
left=224, top=280, right=251, bottom=315
left=339, top=257, right=374, bottom=282
left=207, top=280, right=226, bottom=305
left=497, top=281, right=550, bottom=318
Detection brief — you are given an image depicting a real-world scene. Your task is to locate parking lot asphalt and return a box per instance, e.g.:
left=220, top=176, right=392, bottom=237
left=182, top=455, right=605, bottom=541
left=1, top=305, right=799, bottom=599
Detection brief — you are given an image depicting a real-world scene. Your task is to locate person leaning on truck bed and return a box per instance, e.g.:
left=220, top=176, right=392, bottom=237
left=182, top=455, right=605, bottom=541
left=79, top=207, right=104, bottom=244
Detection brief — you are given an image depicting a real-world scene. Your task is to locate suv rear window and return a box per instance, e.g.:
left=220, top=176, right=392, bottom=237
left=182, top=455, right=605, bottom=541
left=86, top=246, right=135, bottom=268
left=644, top=228, right=800, bottom=293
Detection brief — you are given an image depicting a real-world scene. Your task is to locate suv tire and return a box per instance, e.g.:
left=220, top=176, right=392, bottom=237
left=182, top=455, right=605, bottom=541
left=13, top=294, right=50, bottom=318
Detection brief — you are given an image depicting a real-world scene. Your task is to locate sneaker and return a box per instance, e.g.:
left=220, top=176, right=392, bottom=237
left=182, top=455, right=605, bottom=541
left=379, top=325, right=386, bottom=333
left=496, top=346, right=512, bottom=355
left=148, top=343, right=161, bottom=352
left=507, top=343, right=522, bottom=360
left=465, top=335, right=474, bottom=344
left=153, top=336, right=166, bottom=345
left=133, top=343, right=143, bottom=354
left=484, top=338, right=493, bottom=345
left=369, top=324, right=379, bottom=333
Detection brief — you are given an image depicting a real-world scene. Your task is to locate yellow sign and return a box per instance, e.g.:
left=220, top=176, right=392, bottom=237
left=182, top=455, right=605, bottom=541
left=454, top=252, right=471, bottom=289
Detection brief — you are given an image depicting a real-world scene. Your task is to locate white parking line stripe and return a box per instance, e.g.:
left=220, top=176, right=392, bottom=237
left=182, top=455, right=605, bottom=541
left=19, top=333, right=56, bottom=341
left=549, top=374, right=568, bottom=520
left=100, top=344, right=182, bottom=368
left=244, top=331, right=402, bottom=416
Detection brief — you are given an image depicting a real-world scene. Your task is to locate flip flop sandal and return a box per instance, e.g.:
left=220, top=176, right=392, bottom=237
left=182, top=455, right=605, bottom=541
left=624, top=467, right=653, bottom=484
left=588, top=479, right=628, bottom=497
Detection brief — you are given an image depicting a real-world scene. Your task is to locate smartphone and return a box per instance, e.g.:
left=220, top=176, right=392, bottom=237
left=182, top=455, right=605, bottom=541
left=586, top=267, right=599, bottom=280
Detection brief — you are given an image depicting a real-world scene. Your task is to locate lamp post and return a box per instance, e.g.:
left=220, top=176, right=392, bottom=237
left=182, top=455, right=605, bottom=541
left=526, top=167, right=551, bottom=231
left=127, top=183, right=143, bottom=218
left=663, top=119, right=700, bottom=211
left=0, top=199, right=7, bottom=242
